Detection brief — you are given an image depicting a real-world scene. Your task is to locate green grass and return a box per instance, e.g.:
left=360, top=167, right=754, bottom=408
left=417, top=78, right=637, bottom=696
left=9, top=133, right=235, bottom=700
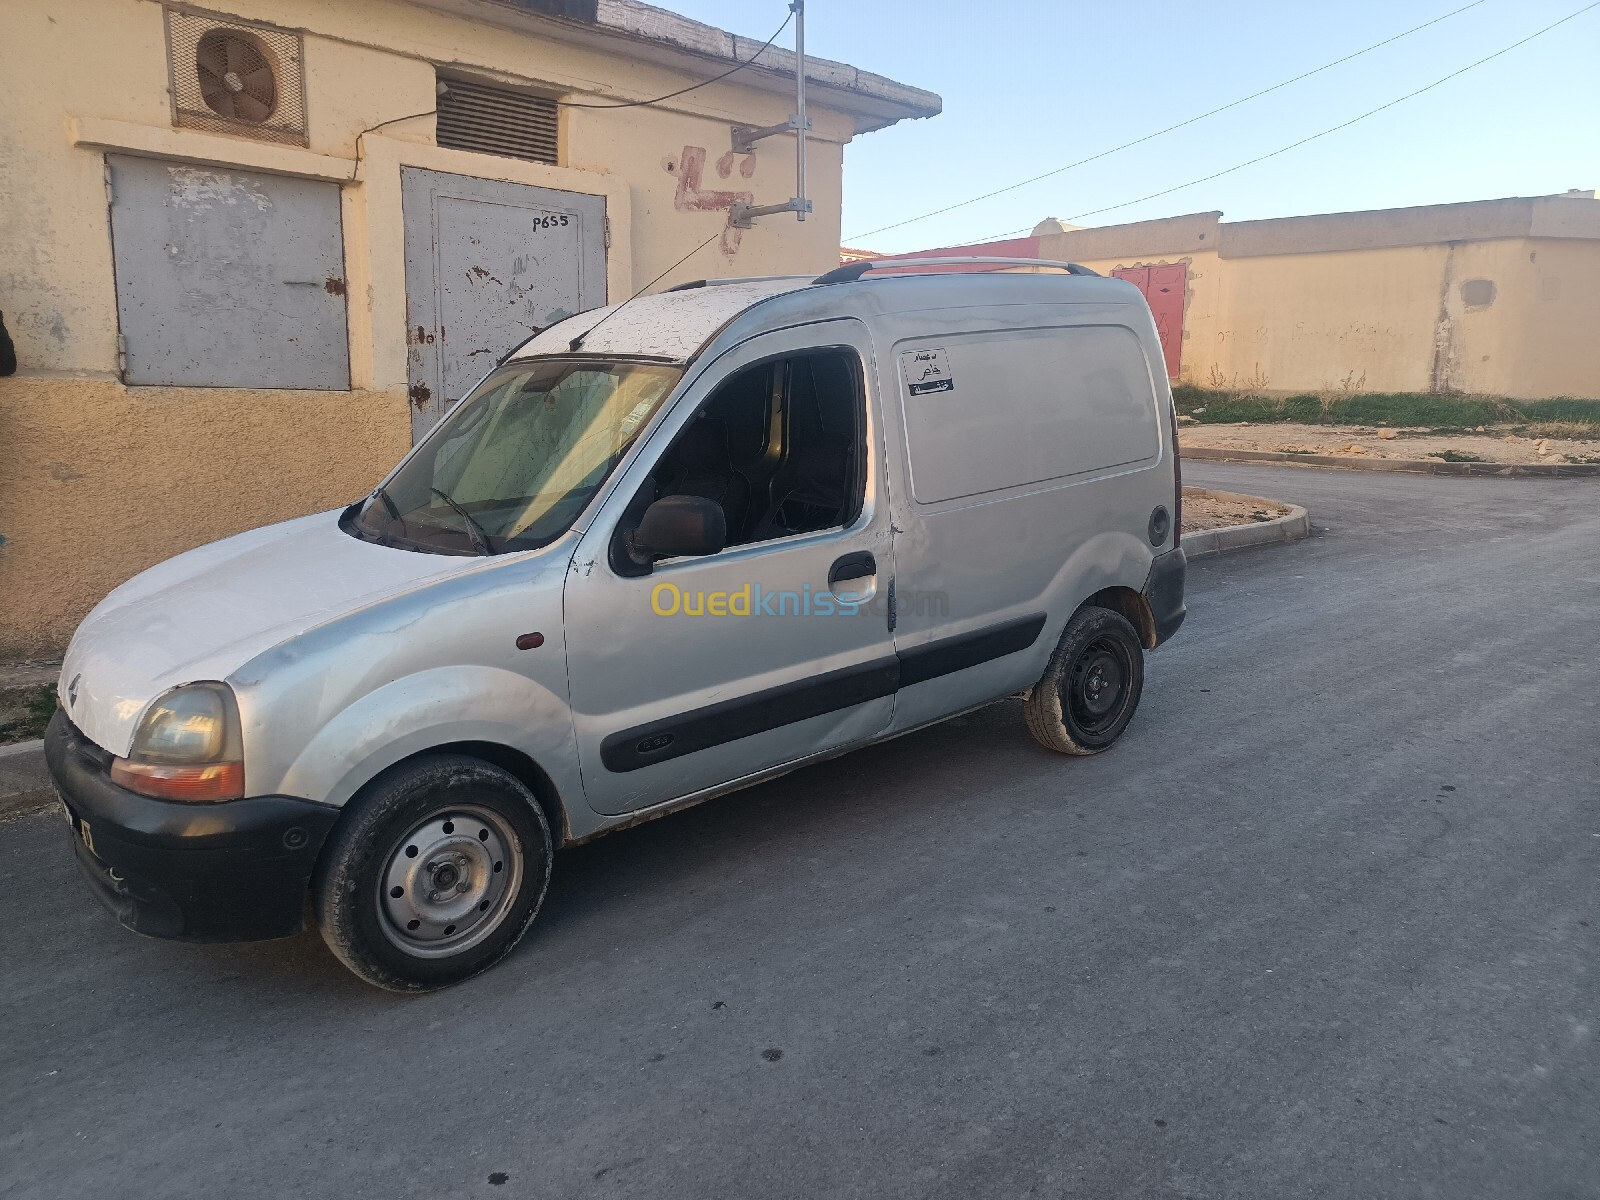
left=1516, top=398, right=1600, bottom=423
left=1172, top=387, right=1600, bottom=431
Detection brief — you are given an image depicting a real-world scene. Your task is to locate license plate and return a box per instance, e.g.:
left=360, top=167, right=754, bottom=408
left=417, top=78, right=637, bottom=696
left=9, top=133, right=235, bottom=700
left=55, top=791, right=96, bottom=855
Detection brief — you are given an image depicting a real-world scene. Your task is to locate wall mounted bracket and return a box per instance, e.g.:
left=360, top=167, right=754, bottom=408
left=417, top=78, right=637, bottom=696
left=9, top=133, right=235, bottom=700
left=729, top=196, right=813, bottom=228
left=730, top=114, right=811, bottom=156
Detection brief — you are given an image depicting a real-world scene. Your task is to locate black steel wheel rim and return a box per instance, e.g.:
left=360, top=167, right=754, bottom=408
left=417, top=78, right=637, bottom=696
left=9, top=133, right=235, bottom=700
left=1064, top=635, right=1133, bottom=736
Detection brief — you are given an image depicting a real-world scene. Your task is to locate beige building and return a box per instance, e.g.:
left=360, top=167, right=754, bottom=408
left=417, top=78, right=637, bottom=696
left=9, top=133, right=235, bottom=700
left=0, top=0, right=938, bottom=656
left=884, top=192, right=1600, bottom=399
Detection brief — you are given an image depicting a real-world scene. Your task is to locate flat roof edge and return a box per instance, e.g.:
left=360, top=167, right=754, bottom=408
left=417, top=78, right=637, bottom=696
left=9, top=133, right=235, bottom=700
left=1035, top=213, right=1223, bottom=263
left=412, top=0, right=942, bottom=130
left=1219, top=194, right=1600, bottom=258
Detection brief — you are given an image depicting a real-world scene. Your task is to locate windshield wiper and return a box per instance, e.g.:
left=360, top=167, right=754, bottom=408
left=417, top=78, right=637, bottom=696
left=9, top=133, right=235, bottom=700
left=431, top=487, right=495, bottom=555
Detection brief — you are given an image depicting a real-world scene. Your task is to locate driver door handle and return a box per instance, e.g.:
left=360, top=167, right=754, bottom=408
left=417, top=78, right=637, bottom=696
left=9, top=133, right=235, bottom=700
left=828, top=551, right=877, bottom=588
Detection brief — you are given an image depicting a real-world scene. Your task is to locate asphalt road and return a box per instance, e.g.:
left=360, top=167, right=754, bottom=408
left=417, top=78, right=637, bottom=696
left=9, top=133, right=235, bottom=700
left=3, top=463, right=1597, bottom=1200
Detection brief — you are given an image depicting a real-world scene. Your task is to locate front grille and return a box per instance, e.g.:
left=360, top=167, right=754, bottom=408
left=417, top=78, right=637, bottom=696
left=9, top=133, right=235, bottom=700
left=63, top=716, right=114, bottom=772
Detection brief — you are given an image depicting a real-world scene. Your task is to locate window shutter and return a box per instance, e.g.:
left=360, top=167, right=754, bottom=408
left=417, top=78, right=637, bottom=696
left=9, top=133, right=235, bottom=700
left=436, top=79, right=559, bottom=165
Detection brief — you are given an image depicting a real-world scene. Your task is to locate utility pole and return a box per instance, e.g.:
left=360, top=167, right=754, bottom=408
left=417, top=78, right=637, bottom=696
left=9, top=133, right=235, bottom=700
left=729, top=0, right=813, bottom=228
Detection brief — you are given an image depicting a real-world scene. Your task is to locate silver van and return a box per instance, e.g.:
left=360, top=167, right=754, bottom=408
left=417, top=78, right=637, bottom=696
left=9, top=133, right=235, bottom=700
left=46, top=258, right=1186, bottom=990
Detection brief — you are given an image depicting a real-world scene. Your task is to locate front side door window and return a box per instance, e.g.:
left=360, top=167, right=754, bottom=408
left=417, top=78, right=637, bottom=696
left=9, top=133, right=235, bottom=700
left=645, top=348, right=866, bottom=549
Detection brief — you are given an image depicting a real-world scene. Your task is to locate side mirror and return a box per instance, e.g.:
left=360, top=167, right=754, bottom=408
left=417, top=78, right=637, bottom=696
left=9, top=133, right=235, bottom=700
left=632, top=495, right=726, bottom=560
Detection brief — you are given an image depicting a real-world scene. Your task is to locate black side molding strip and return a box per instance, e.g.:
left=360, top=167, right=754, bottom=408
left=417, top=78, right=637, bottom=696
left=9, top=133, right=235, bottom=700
left=599, top=612, right=1048, bottom=773
left=897, top=613, right=1047, bottom=688
left=601, top=657, right=900, bottom=773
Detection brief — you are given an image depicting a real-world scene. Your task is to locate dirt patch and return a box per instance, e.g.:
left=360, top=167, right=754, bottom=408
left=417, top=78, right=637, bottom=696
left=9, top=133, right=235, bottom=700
left=1179, top=421, right=1600, bottom=466
left=0, top=660, right=60, bottom=746
left=1182, top=487, right=1289, bottom=534
left=0, top=684, right=56, bottom=746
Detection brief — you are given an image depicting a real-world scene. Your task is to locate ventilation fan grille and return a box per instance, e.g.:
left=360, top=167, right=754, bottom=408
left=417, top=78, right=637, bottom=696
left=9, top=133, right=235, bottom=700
left=166, top=7, right=307, bottom=145
left=437, top=78, right=559, bottom=165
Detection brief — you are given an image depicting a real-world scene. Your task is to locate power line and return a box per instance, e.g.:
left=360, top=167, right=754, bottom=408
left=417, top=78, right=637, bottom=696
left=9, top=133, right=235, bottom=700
left=350, top=9, right=791, bottom=177
left=350, top=107, right=437, bottom=181
left=352, top=9, right=790, bottom=175
left=844, top=0, right=1488, bottom=243
left=956, top=0, right=1599, bottom=246
left=558, top=11, right=793, bottom=110
left=1065, top=1, right=1599, bottom=223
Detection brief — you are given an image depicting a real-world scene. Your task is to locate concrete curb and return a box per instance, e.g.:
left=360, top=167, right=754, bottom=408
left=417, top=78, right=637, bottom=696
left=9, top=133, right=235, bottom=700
left=0, top=738, right=52, bottom=819
left=1181, top=488, right=1311, bottom=560
left=1184, top=445, right=1600, bottom=477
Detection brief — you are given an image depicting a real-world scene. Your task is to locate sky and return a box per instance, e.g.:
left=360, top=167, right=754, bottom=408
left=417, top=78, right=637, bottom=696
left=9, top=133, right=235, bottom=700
left=660, top=0, right=1600, bottom=253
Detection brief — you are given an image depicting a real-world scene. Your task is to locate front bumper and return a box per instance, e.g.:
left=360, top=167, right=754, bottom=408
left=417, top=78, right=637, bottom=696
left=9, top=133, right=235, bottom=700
left=45, top=711, right=339, bottom=942
left=1143, top=546, right=1187, bottom=647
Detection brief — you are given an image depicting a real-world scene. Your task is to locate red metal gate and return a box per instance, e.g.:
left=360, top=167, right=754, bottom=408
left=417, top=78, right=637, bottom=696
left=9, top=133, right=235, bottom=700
left=1112, top=263, right=1186, bottom=380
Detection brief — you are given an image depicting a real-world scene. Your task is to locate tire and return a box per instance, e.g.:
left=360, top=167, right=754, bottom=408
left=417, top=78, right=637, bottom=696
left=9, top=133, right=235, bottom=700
left=313, top=754, right=553, bottom=991
left=1024, top=606, right=1146, bottom=755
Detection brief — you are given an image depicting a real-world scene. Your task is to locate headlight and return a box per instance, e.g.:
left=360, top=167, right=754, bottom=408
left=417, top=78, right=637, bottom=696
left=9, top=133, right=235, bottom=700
left=110, top=682, right=244, bottom=802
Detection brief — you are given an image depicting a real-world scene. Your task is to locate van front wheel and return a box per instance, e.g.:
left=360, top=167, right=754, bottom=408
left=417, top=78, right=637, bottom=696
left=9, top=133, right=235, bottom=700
left=1024, top=607, right=1145, bottom=755
left=313, top=755, right=553, bottom=991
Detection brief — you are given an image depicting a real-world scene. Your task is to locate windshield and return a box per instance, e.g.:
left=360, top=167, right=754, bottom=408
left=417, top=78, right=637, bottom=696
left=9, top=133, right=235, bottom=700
left=346, top=358, right=682, bottom=555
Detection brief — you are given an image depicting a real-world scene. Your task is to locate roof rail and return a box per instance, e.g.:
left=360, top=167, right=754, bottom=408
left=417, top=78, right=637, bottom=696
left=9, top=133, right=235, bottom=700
left=665, top=275, right=815, bottom=293
left=813, top=257, right=1100, bottom=285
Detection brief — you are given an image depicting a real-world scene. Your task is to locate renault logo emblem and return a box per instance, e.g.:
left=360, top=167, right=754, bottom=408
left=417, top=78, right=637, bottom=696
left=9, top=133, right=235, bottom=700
left=67, top=673, right=81, bottom=708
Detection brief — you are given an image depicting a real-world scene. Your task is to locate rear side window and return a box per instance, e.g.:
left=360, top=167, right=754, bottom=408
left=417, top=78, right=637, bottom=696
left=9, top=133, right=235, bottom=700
left=899, top=324, right=1160, bottom=504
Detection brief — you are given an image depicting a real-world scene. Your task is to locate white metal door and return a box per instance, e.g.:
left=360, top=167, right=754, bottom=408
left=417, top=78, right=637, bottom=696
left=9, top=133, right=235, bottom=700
left=402, top=167, right=606, bottom=440
left=107, top=155, right=350, bottom=389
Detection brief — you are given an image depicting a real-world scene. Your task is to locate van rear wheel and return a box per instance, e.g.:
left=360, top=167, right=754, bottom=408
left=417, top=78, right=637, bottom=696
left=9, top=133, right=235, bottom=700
left=1024, top=606, right=1145, bottom=755
left=313, top=755, right=553, bottom=991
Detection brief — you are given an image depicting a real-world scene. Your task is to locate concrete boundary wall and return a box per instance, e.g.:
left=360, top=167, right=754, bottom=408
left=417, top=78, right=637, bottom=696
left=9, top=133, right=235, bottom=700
left=1026, top=194, right=1600, bottom=401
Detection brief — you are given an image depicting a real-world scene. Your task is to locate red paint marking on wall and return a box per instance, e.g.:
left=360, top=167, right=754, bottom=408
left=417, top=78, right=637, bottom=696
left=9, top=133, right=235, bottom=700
left=672, top=145, right=752, bottom=256
left=714, top=150, right=758, bottom=180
